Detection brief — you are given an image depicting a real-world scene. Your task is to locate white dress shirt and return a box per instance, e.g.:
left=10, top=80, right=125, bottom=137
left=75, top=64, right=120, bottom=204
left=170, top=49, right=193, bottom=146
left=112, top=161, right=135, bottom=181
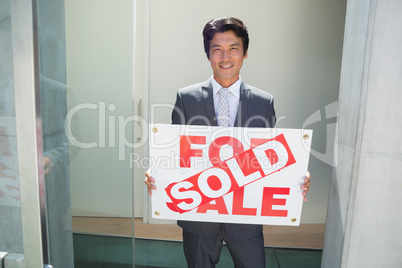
left=212, top=76, right=241, bottom=127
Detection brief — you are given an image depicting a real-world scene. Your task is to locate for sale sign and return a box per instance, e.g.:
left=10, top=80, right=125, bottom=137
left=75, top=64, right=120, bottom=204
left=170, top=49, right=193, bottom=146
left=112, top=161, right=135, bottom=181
left=149, top=124, right=312, bottom=226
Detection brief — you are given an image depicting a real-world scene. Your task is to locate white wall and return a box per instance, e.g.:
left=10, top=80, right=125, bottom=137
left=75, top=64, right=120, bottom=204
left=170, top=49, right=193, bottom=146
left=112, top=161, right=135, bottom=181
left=65, top=0, right=135, bottom=217
left=148, top=0, right=346, bottom=223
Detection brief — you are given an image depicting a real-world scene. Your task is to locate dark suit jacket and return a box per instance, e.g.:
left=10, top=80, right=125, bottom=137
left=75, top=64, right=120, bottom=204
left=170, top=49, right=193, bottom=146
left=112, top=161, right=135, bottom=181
left=171, top=78, right=276, bottom=242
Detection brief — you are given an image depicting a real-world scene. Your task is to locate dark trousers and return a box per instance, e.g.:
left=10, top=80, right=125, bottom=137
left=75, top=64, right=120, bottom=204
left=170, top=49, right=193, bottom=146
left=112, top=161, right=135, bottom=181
left=182, top=224, right=265, bottom=268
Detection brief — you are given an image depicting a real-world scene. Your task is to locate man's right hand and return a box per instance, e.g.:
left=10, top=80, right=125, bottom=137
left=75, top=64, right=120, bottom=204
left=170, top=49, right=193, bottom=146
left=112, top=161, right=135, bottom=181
left=144, top=169, right=156, bottom=196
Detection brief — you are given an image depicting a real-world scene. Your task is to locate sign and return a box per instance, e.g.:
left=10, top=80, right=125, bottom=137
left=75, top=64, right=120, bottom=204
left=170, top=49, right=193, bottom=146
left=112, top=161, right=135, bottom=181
left=149, top=124, right=312, bottom=226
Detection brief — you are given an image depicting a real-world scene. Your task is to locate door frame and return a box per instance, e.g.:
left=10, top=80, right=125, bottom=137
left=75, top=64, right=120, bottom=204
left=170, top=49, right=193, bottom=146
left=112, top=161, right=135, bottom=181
left=12, top=0, right=48, bottom=266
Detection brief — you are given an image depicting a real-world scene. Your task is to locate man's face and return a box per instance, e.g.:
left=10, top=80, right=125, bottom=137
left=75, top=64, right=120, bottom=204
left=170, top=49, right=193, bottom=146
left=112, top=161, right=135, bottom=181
left=208, top=30, right=248, bottom=88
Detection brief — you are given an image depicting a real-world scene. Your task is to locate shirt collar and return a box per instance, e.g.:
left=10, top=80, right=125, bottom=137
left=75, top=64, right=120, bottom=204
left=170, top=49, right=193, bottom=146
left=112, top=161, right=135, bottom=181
left=212, top=76, right=242, bottom=99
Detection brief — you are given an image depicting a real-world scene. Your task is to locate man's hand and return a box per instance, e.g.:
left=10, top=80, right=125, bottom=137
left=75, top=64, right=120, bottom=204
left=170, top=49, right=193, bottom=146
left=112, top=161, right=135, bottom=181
left=144, top=169, right=156, bottom=196
left=301, top=171, right=311, bottom=201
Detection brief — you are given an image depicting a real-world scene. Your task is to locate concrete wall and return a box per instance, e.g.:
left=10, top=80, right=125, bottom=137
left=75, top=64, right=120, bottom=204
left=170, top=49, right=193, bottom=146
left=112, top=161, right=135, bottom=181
left=322, top=0, right=402, bottom=266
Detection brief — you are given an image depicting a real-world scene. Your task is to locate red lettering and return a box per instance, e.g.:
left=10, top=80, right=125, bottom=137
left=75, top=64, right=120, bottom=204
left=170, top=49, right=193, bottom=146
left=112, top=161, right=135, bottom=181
left=206, top=175, right=222, bottom=191
left=228, top=150, right=262, bottom=187
left=196, top=197, right=229, bottom=214
left=198, top=167, right=233, bottom=198
left=232, top=187, right=257, bottom=216
left=168, top=134, right=295, bottom=214
left=166, top=202, right=180, bottom=212
left=169, top=181, right=202, bottom=212
left=265, top=149, right=279, bottom=166
left=261, top=187, right=289, bottom=217
left=250, top=138, right=270, bottom=148
left=208, top=136, right=244, bottom=166
left=180, top=135, right=206, bottom=167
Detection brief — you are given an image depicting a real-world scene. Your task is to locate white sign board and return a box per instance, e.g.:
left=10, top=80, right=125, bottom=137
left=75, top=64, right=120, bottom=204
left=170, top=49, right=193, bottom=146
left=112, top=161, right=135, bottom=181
left=149, top=124, right=312, bottom=226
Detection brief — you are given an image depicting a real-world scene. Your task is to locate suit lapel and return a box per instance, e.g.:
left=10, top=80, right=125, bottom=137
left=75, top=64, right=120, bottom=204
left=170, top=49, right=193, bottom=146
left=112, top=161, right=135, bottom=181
left=234, top=82, right=250, bottom=127
left=201, top=80, right=218, bottom=126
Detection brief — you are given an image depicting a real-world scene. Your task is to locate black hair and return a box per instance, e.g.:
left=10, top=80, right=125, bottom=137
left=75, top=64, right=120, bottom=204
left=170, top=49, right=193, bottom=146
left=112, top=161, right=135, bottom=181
left=202, top=17, right=249, bottom=59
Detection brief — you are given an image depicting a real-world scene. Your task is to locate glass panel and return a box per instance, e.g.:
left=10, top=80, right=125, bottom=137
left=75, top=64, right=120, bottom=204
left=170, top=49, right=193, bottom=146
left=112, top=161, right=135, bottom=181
left=0, top=0, right=24, bottom=256
left=36, top=0, right=73, bottom=266
left=61, top=0, right=135, bottom=267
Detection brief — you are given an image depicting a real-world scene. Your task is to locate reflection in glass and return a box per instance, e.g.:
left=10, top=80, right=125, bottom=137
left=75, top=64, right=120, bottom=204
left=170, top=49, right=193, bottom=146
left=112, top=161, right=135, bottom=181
left=36, top=0, right=76, bottom=266
left=0, top=0, right=24, bottom=255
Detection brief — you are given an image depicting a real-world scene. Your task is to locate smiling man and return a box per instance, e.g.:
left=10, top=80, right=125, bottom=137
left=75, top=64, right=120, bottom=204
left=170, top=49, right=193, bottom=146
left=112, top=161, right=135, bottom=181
left=145, top=17, right=311, bottom=268
left=208, top=30, right=247, bottom=88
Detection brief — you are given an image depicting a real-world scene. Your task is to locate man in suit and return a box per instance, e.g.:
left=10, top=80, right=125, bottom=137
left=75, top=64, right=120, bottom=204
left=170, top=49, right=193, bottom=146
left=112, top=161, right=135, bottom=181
left=145, top=17, right=311, bottom=268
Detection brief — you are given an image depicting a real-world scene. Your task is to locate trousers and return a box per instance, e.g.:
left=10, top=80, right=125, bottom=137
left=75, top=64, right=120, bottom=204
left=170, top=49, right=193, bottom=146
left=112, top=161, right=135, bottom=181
left=182, top=223, right=265, bottom=268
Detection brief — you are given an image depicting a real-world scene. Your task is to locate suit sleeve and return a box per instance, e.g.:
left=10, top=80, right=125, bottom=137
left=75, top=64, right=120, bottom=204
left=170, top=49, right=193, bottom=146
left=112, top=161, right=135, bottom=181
left=266, top=96, right=277, bottom=128
left=171, top=90, right=186, bottom=125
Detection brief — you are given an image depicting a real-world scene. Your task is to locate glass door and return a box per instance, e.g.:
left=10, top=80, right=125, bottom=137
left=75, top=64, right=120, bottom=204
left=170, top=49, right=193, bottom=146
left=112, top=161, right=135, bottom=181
left=36, top=0, right=74, bottom=266
left=43, top=0, right=136, bottom=267
left=2, top=0, right=162, bottom=267
left=2, top=0, right=137, bottom=267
